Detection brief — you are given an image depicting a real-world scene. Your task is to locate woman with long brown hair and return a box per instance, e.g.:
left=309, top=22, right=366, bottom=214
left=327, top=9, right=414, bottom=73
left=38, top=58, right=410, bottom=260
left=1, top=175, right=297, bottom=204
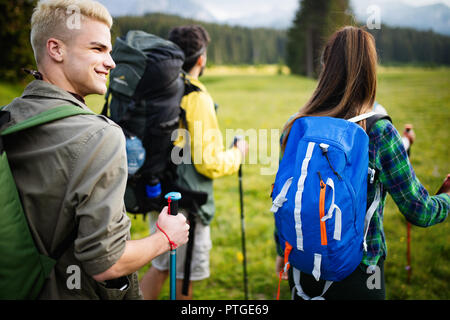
left=274, top=26, right=449, bottom=300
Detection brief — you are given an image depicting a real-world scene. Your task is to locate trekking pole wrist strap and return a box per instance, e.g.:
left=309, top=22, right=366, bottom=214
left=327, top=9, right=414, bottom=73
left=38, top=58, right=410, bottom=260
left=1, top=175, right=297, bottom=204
left=156, top=222, right=177, bottom=250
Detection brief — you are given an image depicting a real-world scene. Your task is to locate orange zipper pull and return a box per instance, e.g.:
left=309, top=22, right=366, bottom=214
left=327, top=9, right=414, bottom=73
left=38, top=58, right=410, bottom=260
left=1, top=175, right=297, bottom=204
left=318, top=172, right=328, bottom=246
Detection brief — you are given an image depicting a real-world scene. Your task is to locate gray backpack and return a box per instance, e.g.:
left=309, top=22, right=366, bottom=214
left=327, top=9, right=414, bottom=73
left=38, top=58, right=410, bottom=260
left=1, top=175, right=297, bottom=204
left=101, top=30, right=206, bottom=216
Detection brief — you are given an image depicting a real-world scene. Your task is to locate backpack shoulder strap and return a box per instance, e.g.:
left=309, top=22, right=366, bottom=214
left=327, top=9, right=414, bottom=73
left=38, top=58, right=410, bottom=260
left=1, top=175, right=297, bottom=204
left=180, top=73, right=202, bottom=131
left=348, top=111, right=377, bottom=123
left=365, top=113, right=392, bottom=135
left=1, top=105, right=95, bottom=136
left=182, top=72, right=202, bottom=96
left=101, top=88, right=111, bottom=117
left=347, top=111, right=393, bottom=135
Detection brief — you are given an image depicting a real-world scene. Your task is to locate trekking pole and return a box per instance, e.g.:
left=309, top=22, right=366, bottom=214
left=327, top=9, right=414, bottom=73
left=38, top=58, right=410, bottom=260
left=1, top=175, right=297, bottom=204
left=239, top=164, right=249, bottom=300
left=404, top=124, right=413, bottom=283
left=406, top=222, right=412, bottom=283
left=165, top=192, right=182, bottom=300
left=234, top=136, right=248, bottom=300
left=182, top=210, right=196, bottom=296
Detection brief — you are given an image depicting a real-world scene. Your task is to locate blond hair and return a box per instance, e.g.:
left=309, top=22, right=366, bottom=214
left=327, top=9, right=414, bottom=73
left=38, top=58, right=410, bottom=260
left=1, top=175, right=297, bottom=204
left=31, top=0, right=113, bottom=64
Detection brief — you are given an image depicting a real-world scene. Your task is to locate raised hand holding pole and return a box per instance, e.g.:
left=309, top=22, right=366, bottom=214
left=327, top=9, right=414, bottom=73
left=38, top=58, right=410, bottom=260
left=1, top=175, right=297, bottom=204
left=165, top=192, right=182, bottom=300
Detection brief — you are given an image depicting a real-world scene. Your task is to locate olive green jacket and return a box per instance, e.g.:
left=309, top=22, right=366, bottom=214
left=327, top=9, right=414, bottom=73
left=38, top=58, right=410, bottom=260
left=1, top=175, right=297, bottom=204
left=3, top=80, right=141, bottom=299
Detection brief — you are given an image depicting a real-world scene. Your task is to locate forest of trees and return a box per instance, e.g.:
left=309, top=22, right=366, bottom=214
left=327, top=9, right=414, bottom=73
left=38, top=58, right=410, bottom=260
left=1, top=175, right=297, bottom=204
left=113, top=11, right=450, bottom=74
left=111, top=11, right=450, bottom=75
left=112, top=13, right=287, bottom=66
left=369, top=26, right=450, bottom=66
left=1, top=0, right=449, bottom=82
left=286, top=0, right=450, bottom=77
left=0, top=0, right=35, bottom=82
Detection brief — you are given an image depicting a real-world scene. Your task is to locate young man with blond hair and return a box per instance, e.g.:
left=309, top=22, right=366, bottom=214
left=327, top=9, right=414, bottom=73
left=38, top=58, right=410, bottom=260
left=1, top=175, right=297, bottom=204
left=1, top=0, right=189, bottom=299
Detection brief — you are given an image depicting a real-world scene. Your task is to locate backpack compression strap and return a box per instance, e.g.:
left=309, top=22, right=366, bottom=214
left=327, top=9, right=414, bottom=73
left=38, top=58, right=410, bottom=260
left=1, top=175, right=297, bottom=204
left=350, top=112, right=392, bottom=253
left=362, top=112, right=392, bottom=252
left=1, top=105, right=95, bottom=136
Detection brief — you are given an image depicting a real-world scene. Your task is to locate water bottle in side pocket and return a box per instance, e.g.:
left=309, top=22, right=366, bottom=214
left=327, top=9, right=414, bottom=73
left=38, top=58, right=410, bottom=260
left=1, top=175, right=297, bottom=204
left=126, top=136, right=146, bottom=175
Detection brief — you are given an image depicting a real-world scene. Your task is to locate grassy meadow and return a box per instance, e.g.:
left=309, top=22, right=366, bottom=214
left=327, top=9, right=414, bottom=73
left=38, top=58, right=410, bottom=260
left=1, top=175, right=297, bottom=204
left=1, top=66, right=449, bottom=300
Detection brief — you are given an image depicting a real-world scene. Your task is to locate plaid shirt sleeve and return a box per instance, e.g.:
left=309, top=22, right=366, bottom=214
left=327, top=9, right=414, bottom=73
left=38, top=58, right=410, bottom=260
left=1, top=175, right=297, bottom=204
left=375, top=120, right=449, bottom=227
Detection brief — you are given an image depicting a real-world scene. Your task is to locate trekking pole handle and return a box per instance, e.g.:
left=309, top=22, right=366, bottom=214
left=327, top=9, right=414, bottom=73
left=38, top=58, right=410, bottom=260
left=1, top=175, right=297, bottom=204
left=164, top=192, right=181, bottom=301
left=403, top=124, right=414, bottom=157
left=165, top=192, right=181, bottom=216
left=232, top=135, right=244, bottom=148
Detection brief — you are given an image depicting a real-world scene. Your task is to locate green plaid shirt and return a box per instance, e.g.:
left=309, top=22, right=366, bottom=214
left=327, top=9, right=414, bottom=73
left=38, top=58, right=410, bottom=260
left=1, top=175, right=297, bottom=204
left=364, top=119, right=449, bottom=266
left=275, top=118, right=450, bottom=267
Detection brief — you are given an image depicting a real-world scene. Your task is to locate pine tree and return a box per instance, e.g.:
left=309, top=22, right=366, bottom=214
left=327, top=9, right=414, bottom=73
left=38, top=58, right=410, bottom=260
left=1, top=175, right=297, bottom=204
left=286, top=0, right=353, bottom=77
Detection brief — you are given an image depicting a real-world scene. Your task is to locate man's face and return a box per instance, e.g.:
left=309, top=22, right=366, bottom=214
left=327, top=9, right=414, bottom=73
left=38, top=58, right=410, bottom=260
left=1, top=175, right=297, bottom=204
left=62, top=19, right=115, bottom=97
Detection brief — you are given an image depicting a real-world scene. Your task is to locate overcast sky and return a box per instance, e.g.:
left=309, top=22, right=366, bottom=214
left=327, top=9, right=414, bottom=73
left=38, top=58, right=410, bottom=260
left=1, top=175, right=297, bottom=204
left=404, top=0, right=450, bottom=5
left=200, top=0, right=450, bottom=21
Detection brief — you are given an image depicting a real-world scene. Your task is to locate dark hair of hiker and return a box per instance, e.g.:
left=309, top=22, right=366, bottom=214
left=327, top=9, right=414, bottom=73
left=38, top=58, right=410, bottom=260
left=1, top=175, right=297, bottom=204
left=281, top=26, right=378, bottom=151
left=168, top=24, right=211, bottom=73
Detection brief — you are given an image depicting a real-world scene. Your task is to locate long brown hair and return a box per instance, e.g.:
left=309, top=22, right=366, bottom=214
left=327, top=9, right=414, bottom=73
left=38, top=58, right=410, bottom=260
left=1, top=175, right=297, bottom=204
left=281, top=26, right=378, bottom=150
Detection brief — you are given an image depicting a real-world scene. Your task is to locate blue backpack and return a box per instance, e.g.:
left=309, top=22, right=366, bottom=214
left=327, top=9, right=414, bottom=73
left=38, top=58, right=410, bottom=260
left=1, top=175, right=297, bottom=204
left=272, top=112, right=387, bottom=299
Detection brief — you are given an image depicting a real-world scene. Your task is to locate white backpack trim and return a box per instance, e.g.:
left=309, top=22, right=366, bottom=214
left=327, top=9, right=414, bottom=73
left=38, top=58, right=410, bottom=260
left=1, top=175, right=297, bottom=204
left=312, top=253, right=322, bottom=281
left=320, top=177, right=342, bottom=241
left=270, top=177, right=293, bottom=213
left=292, top=267, right=334, bottom=300
left=363, top=182, right=382, bottom=251
left=294, top=142, right=316, bottom=251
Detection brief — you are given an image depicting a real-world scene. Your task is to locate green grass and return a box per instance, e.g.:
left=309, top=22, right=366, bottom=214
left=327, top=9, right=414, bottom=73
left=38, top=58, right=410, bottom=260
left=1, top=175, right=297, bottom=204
left=2, top=66, right=449, bottom=300
left=0, top=82, right=28, bottom=106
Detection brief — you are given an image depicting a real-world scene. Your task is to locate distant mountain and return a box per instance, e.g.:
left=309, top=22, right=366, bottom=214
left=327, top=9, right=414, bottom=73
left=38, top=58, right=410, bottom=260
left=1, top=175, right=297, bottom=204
left=96, top=0, right=450, bottom=35
left=223, top=8, right=295, bottom=30
left=96, top=0, right=216, bottom=22
left=352, top=0, right=450, bottom=36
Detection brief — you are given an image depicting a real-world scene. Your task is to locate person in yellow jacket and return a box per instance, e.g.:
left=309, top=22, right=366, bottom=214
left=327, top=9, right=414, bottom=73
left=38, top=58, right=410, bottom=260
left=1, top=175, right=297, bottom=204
left=140, top=25, right=248, bottom=300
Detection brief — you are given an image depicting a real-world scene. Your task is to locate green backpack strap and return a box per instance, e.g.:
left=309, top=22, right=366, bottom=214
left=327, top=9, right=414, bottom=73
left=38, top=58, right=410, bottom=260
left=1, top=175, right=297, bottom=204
left=1, top=104, right=95, bottom=136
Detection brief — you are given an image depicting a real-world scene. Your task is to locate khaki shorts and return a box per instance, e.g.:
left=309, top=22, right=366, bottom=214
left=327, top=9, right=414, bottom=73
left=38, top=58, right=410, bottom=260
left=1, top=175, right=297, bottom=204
left=149, top=210, right=212, bottom=281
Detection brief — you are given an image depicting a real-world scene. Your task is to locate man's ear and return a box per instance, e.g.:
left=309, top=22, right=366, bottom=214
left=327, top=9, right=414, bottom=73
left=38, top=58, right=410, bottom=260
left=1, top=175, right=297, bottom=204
left=46, top=38, right=65, bottom=63
left=196, top=54, right=205, bottom=67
